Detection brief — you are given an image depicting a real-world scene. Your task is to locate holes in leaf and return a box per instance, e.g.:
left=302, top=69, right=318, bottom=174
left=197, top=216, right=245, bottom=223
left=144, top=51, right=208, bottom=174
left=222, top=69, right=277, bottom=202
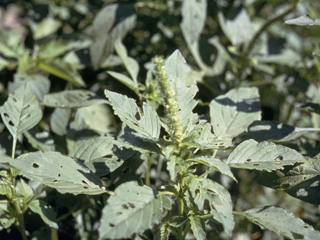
left=32, top=163, right=40, bottom=168
left=12, top=97, right=17, bottom=102
left=3, top=113, right=9, bottom=118
left=82, top=179, right=89, bottom=185
left=253, top=163, right=259, bottom=166
left=246, top=159, right=252, bottom=162
left=58, top=174, right=61, bottom=177
left=8, top=121, right=15, bottom=127
left=53, top=179, right=59, bottom=183
left=109, top=223, right=115, bottom=227
left=22, top=114, right=31, bottom=120
left=128, top=203, right=135, bottom=209
left=79, top=93, right=84, bottom=97
left=87, top=93, right=94, bottom=98
left=274, top=155, right=283, bottom=161
left=116, top=212, right=122, bottom=215
left=122, top=204, right=129, bottom=209
left=23, top=104, right=30, bottom=110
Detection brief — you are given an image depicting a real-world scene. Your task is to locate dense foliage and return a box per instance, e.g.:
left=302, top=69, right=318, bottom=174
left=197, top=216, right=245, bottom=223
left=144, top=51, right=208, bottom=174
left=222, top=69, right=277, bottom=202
left=0, top=0, right=319, bottom=239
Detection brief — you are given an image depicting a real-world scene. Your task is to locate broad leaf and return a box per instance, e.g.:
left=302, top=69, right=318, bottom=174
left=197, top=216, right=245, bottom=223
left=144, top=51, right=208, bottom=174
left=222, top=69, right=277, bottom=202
left=189, top=213, right=206, bottom=240
left=38, top=60, right=86, bottom=87
left=210, top=87, right=261, bottom=139
left=181, top=0, right=207, bottom=73
left=107, top=71, right=137, bottom=93
left=285, top=15, right=320, bottom=26
left=99, top=181, right=172, bottom=239
left=24, top=130, right=55, bottom=152
left=218, top=9, right=254, bottom=46
left=239, top=206, right=320, bottom=240
left=181, top=0, right=207, bottom=45
left=50, top=108, right=72, bottom=136
left=116, top=125, right=161, bottom=154
left=71, top=104, right=112, bottom=134
left=259, top=157, right=320, bottom=204
left=0, top=83, right=42, bottom=140
left=227, top=139, right=305, bottom=171
left=39, top=40, right=90, bottom=60
left=164, top=50, right=199, bottom=135
left=296, top=102, right=320, bottom=114
left=105, top=90, right=160, bottom=141
left=10, top=151, right=107, bottom=195
left=90, top=4, right=136, bottom=69
left=43, top=90, right=107, bottom=108
left=246, top=120, right=320, bottom=142
left=192, top=156, right=237, bottom=181
left=114, top=39, right=139, bottom=87
left=29, top=199, right=58, bottom=229
left=69, top=136, right=113, bottom=162
left=9, top=74, right=50, bottom=102
left=190, top=177, right=234, bottom=236
left=31, top=17, right=61, bottom=39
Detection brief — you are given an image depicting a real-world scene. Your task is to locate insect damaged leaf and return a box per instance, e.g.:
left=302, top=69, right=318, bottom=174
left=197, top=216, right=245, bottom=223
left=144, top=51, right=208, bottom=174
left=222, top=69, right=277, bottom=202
left=0, top=83, right=42, bottom=140
left=227, top=139, right=305, bottom=171
left=10, top=151, right=107, bottom=195
left=210, top=87, right=261, bottom=140
left=238, top=206, right=320, bottom=240
left=99, top=181, right=172, bottom=239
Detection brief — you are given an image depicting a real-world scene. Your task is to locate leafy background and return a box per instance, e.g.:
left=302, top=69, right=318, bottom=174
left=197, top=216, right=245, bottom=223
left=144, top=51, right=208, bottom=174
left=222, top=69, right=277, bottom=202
left=0, top=0, right=319, bottom=239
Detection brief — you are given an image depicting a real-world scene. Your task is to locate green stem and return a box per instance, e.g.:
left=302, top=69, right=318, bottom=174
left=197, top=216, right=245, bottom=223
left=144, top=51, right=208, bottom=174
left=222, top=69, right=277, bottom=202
left=244, top=4, right=297, bottom=56
left=51, top=228, right=59, bottom=240
left=10, top=138, right=27, bottom=240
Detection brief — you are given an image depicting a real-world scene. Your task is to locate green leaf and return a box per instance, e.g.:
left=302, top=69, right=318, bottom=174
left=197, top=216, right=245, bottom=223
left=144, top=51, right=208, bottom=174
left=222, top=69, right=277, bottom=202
left=107, top=71, right=137, bottom=93
left=43, top=90, right=107, bottom=108
left=105, top=90, right=160, bottom=141
left=31, top=17, right=62, bottom=39
left=192, top=156, right=237, bottom=181
left=189, top=213, right=206, bottom=240
left=259, top=157, right=320, bottom=204
left=39, top=40, right=90, bottom=60
left=296, top=102, right=320, bottom=114
left=29, top=199, right=58, bottom=229
left=99, top=181, right=172, bottom=239
left=9, top=74, right=50, bottom=102
left=69, top=136, right=113, bottom=162
left=238, top=206, right=320, bottom=240
left=0, top=83, right=42, bottom=140
left=71, top=104, right=112, bottom=134
left=190, top=177, right=234, bottom=236
left=114, top=39, right=139, bottom=87
left=69, top=136, right=122, bottom=175
left=90, top=4, right=136, bottom=69
left=180, top=0, right=207, bottom=73
left=164, top=50, right=199, bottom=134
left=209, top=87, right=261, bottom=139
left=285, top=15, right=320, bottom=26
left=0, top=177, right=12, bottom=196
left=181, top=0, right=206, bottom=45
left=246, top=120, right=320, bottom=142
left=227, top=139, right=305, bottom=171
left=38, top=60, right=86, bottom=87
left=0, top=203, right=15, bottom=230
left=218, top=9, right=254, bottom=46
left=24, top=129, right=55, bottom=152
left=50, top=108, right=72, bottom=136
left=185, top=121, right=232, bottom=149
left=10, top=151, right=107, bottom=195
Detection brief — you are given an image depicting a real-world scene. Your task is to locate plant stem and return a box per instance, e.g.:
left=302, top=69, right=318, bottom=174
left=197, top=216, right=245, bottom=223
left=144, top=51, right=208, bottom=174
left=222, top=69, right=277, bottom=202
left=244, top=4, right=297, bottom=56
left=10, top=137, right=27, bottom=240
left=51, top=228, right=59, bottom=240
